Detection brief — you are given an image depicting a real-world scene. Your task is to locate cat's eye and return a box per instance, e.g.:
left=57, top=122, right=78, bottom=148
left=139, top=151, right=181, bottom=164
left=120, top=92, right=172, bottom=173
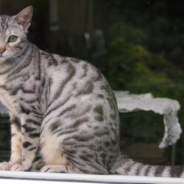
left=8, top=35, right=18, bottom=43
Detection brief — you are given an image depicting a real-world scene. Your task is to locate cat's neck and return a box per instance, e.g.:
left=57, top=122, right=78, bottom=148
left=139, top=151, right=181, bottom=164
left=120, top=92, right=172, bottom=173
left=0, top=40, right=35, bottom=76
left=11, top=40, right=33, bottom=63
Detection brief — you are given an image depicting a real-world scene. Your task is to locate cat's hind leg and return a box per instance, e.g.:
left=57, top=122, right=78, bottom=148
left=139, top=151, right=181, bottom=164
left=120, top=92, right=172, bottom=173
left=39, top=133, right=84, bottom=173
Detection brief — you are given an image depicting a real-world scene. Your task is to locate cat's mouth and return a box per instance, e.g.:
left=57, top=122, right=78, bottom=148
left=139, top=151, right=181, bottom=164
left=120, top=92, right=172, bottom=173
left=0, top=52, right=5, bottom=57
left=0, top=55, right=6, bottom=61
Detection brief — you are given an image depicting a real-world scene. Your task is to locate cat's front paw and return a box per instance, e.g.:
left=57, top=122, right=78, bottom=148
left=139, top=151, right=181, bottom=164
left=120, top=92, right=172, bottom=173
left=41, top=165, right=67, bottom=173
left=0, top=162, right=12, bottom=171
left=10, top=163, right=30, bottom=171
left=33, top=159, right=45, bottom=170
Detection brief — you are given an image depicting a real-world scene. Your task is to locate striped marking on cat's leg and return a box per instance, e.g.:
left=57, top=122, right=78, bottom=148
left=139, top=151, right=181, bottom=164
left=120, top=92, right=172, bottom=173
left=10, top=117, right=40, bottom=171
left=10, top=116, right=22, bottom=164
left=41, top=165, right=84, bottom=173
left=0, top=116, right=22, bottom=171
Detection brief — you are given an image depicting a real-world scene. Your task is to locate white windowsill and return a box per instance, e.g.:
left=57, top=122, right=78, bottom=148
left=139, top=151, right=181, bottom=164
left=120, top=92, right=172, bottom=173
left=0, top=171, right=184, bottom=184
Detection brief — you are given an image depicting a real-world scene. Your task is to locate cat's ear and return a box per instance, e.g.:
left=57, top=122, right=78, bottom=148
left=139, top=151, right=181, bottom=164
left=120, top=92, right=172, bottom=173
left=13, top=6, right=33, bottom=31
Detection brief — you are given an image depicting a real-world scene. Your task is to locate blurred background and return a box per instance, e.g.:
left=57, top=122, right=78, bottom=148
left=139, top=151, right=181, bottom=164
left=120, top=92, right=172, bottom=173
left=0, top=0, right=184, bottom=167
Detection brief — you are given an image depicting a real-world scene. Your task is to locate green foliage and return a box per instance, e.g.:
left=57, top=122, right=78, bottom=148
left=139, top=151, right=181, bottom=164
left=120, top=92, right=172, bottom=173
left=109, top=22, right=147, bottom=45
left=107, top=22, right=183, bottom=97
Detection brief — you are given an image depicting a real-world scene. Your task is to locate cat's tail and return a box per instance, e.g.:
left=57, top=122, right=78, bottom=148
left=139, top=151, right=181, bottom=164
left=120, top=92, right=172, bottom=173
left=110, top=153, right=184, bottom=177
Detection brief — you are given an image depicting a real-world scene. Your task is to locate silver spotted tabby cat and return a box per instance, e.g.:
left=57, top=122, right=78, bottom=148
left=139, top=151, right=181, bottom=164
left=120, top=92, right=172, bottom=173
left=0, top=6, right=183, bottom=177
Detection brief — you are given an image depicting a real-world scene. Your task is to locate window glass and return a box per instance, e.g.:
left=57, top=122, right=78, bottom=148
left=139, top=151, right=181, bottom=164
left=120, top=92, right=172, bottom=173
left=0, top=0, right=183, bottom=175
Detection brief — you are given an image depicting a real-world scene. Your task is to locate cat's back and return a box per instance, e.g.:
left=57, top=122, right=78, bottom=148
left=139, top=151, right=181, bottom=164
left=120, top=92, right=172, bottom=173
left=37, top=50, right=120, bottom=136
left=39, top=50, right=112, bottom=100
left=40, top=50, right=104, bottom=85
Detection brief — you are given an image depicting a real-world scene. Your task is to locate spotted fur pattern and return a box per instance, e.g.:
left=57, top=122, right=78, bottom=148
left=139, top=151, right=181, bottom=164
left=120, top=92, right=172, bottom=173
left=0, top=6, right=183, bottom=177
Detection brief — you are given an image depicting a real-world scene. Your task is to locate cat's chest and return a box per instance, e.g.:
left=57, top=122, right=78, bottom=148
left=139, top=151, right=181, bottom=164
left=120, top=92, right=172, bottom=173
left=0, top=89, right=19, bottom=115
left=0, top=74, right=39, bottom=116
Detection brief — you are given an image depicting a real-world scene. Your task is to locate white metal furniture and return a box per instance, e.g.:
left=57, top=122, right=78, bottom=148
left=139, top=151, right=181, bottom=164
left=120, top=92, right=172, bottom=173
left=114, top=91, right=182, bottom=149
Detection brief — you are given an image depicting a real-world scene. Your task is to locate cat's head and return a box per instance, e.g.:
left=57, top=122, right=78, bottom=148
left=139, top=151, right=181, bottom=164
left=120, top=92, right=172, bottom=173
left=0, top=6, right=33, bottom=62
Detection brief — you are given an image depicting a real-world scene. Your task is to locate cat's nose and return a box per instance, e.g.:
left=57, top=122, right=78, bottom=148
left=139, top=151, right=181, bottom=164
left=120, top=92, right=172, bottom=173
left=0, top=49, right=5, bottom=54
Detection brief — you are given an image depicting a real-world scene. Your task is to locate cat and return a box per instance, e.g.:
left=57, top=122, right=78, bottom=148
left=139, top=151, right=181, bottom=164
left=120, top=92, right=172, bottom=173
left=0, top=6, right=183, bottom=177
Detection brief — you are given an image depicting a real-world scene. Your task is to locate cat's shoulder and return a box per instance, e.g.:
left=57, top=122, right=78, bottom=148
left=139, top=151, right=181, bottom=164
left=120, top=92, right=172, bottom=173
left=39, top=50, right=98, bottom=71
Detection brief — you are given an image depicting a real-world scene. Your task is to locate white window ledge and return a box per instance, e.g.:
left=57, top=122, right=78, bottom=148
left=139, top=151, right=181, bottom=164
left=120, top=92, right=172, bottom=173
left=0, top=171, right=184, bottom=184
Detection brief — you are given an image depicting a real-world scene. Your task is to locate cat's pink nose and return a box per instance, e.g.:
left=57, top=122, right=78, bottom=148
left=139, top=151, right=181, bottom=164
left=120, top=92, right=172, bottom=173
left=0, top=49, right=5, bottom=54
